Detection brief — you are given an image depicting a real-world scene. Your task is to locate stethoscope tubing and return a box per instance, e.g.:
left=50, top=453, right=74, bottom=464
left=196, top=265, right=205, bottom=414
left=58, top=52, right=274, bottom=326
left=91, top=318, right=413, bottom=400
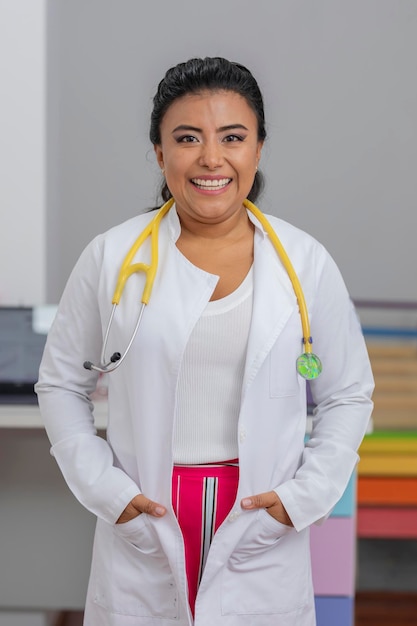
left=84, top=302, right=146, bottom=373
left=84, top=199, right=322, bottom=379
left=243, top=200, right=312, bottom=353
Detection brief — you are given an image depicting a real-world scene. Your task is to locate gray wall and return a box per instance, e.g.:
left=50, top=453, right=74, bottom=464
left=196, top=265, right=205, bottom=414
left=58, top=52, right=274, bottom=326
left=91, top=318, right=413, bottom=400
left=46, top=0, right=417, bottom=304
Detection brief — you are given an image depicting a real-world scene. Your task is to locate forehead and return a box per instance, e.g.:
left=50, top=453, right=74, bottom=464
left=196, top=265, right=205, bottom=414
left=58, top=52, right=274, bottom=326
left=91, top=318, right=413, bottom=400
left=160, top=90, right=258, bottom=129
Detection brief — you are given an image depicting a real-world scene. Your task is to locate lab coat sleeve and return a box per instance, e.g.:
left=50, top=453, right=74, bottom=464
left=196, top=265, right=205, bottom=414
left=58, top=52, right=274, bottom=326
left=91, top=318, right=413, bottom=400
left=36, top=237, right=141, bottom=524
left=274, top=248, right=374, bottom=532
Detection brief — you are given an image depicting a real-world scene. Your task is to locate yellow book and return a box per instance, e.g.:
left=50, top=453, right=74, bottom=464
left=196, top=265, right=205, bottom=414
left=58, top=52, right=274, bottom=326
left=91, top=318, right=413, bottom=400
left=358, top=454, right=417, bottom=476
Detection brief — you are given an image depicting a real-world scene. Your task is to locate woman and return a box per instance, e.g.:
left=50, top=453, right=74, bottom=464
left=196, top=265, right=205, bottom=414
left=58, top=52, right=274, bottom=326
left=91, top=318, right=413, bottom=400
left=36, top=57, right=374, bottom=625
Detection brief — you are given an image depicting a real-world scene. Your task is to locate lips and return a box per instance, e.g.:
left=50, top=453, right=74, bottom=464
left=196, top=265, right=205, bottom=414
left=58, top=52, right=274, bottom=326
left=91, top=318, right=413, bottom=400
left=191, top=177, right=232, bottom=190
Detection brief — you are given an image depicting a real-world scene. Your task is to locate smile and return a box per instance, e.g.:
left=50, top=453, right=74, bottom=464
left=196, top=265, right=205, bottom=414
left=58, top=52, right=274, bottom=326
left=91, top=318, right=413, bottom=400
left=191, top=178, right=232, bottom=190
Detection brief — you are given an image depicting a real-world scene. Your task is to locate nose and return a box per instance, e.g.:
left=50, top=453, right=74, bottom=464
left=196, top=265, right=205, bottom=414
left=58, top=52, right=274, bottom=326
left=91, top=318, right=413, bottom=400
left=198, top=139, right=223, bottom=170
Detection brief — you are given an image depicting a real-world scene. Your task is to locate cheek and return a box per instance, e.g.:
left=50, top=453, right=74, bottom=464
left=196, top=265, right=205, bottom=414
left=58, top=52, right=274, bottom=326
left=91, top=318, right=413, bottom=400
left=164, top=163, right=188, bottom=199
left=165, top=162, right=183, bottom=186
left=164, top=152, right=189, bottom=178
left=238, top=148, right=259, bottom=172
left=238, top=156, right=258, bottom=184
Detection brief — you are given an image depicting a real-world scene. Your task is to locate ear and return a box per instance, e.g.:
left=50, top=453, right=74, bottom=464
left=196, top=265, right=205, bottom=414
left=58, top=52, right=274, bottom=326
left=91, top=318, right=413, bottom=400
left=256, top=140, right=264, bottom=165
left=154, top=144, right=164, bottom=171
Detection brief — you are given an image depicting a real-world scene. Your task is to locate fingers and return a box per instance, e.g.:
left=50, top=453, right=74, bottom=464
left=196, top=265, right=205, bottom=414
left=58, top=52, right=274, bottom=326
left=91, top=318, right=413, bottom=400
left=241, top=491, right=293, bottom=526
left=116, top=494, right=166, bottom=524
left=241, top=491, right=279, bottom=510
left=131, top=494, right=166, bottom=517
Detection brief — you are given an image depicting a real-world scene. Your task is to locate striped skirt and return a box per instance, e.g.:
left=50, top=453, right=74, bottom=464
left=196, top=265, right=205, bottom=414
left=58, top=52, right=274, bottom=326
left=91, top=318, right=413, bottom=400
left=172, top=461, right=239, bottom=616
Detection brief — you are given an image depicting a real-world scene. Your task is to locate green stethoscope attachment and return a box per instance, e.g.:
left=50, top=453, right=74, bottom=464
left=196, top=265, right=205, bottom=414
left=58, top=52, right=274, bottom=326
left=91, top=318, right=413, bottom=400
left=296, top=352, right=322, bottom=380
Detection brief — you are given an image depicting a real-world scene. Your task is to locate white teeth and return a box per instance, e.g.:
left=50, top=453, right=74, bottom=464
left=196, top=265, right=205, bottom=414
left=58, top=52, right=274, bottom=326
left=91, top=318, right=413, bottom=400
left=192, top=178, right=231, bottom=189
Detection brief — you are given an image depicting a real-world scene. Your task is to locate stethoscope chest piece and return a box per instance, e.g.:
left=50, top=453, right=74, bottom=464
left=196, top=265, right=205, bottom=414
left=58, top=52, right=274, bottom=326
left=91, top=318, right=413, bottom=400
left=296, top=352, right=322, bottom=380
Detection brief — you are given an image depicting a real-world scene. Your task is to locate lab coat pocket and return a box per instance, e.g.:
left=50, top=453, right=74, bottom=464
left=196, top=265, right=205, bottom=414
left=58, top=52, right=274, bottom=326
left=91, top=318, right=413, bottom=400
left=228, top=509, right=292, bottom=563
left=91, top=517, right=178, bottom=618
left=113, top=513, right=158, bottom=554
left=221, top=512, right=310, bottom=615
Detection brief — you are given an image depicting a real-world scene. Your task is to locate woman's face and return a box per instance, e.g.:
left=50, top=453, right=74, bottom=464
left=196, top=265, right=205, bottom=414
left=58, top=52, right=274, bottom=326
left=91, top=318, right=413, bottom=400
left=154, top=90, right=263, bottom=226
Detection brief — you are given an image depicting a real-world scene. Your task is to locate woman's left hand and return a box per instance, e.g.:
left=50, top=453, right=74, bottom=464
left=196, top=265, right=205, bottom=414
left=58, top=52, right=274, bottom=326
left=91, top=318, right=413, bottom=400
left=241, top=491, right=293, bottom=526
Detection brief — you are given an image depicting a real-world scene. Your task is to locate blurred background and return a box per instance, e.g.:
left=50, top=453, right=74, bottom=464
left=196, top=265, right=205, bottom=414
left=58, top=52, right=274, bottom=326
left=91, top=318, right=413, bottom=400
left=0, top=1, right=416, bottom=625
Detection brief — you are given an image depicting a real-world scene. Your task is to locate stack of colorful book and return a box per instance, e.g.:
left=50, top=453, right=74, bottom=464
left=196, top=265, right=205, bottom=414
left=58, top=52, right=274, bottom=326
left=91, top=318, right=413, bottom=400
left=309, top=335, right=417, bottom=625
left=357, top=340, right=417, bottom=539
left=366, top=341, right=417, bottom=430
left=357, top=431, right=417, bottom=538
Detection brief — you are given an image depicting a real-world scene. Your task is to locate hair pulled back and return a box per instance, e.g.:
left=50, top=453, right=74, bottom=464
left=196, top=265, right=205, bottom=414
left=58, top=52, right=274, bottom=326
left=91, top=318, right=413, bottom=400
left=150, top=57, right=266, bottom=203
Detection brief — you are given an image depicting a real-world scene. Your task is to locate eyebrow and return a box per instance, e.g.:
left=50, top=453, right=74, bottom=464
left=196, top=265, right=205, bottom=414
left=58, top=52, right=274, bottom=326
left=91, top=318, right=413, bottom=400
left=172, top=123, right=249, bottom=134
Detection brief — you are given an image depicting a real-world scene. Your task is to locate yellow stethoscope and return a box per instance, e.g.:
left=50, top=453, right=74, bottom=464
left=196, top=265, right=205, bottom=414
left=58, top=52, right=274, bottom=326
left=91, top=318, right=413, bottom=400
left=84, top=198, right=322, bottom=380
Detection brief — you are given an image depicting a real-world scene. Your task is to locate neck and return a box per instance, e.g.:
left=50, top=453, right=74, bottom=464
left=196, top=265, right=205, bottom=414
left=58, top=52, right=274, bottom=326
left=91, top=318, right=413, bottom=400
left=176, top=204, right=252, bottom=242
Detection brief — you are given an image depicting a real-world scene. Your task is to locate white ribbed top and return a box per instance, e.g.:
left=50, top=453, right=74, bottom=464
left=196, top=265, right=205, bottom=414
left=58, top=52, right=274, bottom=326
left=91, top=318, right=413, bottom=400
left=173, top=269, right=253, bottom=464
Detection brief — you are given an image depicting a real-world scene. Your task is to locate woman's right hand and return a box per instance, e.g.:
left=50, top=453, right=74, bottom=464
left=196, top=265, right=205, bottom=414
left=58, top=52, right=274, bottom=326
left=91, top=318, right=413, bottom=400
left=116, top=494, right=167, bottom=524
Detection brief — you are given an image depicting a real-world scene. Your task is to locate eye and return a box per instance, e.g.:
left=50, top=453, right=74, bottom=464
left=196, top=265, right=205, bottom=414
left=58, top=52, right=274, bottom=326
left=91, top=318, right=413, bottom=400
left=223, top=134, right=245, bottom=143
left=176, top=135, right=199, bottom=143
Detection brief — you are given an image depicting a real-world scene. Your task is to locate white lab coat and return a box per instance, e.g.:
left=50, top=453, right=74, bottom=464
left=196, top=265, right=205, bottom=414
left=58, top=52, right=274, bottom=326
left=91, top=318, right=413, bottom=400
left=36, top=206, right=374, bottom=626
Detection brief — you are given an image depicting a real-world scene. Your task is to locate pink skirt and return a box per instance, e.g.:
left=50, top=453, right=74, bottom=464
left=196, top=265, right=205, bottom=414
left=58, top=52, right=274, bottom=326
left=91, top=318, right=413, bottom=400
left=172, top=461, right=239, bottom=616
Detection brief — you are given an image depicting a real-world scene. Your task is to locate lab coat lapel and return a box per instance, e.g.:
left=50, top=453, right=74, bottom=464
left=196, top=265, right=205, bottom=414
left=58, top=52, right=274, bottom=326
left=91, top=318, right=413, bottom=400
left=118, top=206, right=219, bottom=371
left=118, top=215, right=219, bottom=499
left=243, top=223, right=298, bottom=393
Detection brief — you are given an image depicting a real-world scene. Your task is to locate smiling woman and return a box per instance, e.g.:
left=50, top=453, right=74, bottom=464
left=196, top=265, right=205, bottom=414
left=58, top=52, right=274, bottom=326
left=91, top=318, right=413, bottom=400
left=149, top=57, right=267, bottom=205
left=153, top=90, right=262, bottom=300
left=36, top=57, right=374, bottom=626
left=154, top=91, right=262, bottom=230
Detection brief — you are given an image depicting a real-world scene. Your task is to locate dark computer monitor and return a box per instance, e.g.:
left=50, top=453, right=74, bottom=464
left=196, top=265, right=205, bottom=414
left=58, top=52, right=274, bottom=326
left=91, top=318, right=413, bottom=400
left=0, top=306, right=56, bottom=405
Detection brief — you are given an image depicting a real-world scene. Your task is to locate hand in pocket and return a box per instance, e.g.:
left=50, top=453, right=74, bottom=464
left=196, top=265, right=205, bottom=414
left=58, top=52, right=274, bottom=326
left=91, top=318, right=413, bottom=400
left=116, top=493, right=166, bottom=524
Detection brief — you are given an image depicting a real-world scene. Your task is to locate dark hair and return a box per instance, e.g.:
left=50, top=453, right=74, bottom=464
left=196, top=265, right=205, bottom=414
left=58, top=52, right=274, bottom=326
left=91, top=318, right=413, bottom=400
left=150, top=57, right=266, bottom=203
